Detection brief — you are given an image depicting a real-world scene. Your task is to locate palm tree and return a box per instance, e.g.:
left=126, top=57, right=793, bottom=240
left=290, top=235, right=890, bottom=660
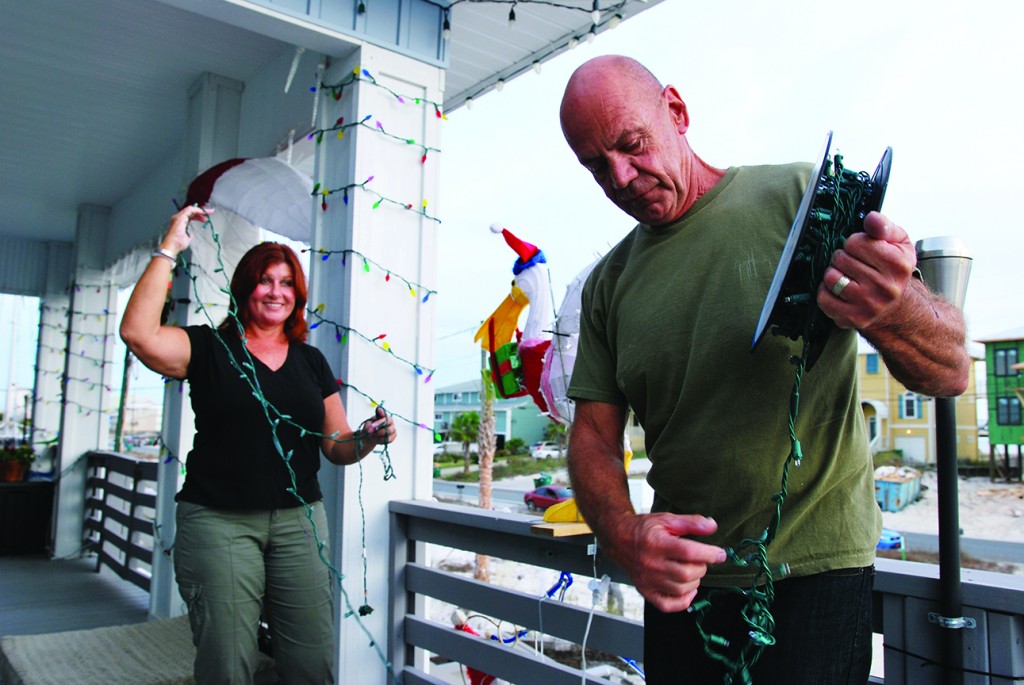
left=475, top=370, right=496, bottom=583
left=543, top=421, right=568, bottom=458
left=448, top=411, right=480, bottom=474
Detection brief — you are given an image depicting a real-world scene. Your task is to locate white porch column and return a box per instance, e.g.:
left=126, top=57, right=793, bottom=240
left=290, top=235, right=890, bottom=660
left=148, top=72, right=246, bottom=619
left=52, top=205, right=119, bottom=558
left=310, top=44, right=441, bottom=681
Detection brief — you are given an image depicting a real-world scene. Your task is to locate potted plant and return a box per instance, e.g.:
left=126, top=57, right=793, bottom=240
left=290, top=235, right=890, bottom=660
left=1, top=445, right=35, bottom=482
left=0, top=449, right=13, bottom=481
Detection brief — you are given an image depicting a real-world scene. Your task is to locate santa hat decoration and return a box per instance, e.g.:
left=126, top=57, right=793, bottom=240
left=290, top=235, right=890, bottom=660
left=184, top=157, right=315, bottom=241
left=490, top=224, right=546, bottom=275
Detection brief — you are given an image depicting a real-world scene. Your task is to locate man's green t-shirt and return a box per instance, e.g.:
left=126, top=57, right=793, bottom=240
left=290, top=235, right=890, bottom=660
left=569, top=163, right=881, bottom=586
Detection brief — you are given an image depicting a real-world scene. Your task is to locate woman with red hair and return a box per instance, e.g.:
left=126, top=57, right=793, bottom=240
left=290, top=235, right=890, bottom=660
left=121, top=204, right=395, bottom=684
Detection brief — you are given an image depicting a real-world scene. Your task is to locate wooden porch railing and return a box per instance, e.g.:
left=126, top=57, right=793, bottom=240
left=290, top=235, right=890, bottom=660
left=389, top=499, right=1024, bottom=685
left=74, top=456, right=1024, bottom=683
left=82, top=451, right=158, bottom=593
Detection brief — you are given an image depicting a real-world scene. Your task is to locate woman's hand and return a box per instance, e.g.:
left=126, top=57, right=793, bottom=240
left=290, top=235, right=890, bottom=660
left=161, top=205, right=211, bottom=257
left=359, top=406, right=396, bottom=447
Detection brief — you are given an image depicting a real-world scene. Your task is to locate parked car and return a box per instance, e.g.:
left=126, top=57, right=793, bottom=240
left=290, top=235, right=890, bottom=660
left=877, top=527, right=904, bottom=551
left=433, top=441, right=478, bottom=456
left=523, top=485, right=572, bottom=511
left=530, top=442, right=561, bottom=459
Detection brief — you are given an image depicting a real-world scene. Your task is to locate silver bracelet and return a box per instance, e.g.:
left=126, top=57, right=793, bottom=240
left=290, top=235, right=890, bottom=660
left=152, top=248, right=177, bottom=263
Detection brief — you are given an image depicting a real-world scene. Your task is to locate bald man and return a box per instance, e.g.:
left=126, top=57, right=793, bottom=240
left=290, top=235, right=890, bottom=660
left=560, top=55, right=968, bottom=684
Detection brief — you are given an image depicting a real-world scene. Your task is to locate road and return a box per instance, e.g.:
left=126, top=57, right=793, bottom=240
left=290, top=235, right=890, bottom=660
left=433, top=480, right=1024, bottom=565
left=899, top=532, right=1024, bottom=565
left=433, top=480, right=526, bottom=511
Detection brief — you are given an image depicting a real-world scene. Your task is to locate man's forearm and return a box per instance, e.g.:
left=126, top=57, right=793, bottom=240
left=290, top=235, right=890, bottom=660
left=566, top=401, right=635, bottom=563
left=569, top=445, right=634, bottom=542
left=862, top=279, right=970, bottom=398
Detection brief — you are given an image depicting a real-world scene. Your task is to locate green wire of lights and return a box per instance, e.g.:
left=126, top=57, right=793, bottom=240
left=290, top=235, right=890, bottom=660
left=689, top=151, right=875, bottom=684
left=177, top=213, right=400, bottom=680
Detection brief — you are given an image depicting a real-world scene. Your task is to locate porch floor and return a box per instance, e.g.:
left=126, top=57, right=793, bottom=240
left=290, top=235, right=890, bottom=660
left=0, top=553, right=149, bottom=638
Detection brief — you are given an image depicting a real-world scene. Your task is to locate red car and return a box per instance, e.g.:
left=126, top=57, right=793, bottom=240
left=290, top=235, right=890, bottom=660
left=523, top=485, right=572, bottom=511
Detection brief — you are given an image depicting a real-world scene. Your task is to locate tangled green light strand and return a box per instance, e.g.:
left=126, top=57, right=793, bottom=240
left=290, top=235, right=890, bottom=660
left=689, top=153, right=871, bottom=684
left=178, top=212, right=400, bottom=681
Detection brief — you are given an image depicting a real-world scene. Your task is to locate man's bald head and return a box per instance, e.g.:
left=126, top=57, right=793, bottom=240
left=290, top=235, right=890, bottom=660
left=560, top=55, right=663, bottom=133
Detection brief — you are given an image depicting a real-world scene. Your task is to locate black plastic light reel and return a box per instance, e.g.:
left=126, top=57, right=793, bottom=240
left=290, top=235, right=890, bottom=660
left=751, top=131, right=892, bottom=370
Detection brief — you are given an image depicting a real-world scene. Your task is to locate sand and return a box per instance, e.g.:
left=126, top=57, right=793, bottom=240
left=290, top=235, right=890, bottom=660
left=880, top=469, right=1024, bottom=543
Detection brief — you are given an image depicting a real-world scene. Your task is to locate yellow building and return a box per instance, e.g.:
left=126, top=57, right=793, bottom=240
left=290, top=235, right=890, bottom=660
left=857, top=339, right=983, bottom=465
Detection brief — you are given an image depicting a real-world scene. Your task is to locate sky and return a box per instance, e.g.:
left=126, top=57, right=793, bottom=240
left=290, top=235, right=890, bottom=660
left=432, top=0, right=1024, bottom=385
left=1, top=0, right=1022, bottom=401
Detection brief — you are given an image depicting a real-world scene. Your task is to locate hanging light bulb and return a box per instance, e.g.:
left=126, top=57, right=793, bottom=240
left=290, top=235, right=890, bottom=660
left=591, top=0, right=601, bottom=24
left=508, top=4, right=516, bottom=27
left=465, top=96, right=474, bottom=110
left=586, top=29, right=597, bottom=43
left=609, top=14, right=621, bottom=29
left=532, top=61, right=542, bottom=74
left=568, top=36, right=579, bottom=49
left=496, top=79, right=505, bottom=92
left=442, top=12, right=451, bottom=40
left=358, top=1, right=366, bottom=13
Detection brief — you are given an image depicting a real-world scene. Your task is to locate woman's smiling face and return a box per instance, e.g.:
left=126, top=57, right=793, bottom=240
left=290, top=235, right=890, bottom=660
left=246, top=261, right=296, bottom=330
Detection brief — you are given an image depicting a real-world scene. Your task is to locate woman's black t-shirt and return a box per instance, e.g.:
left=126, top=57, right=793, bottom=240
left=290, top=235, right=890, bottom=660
left=176, top=325, right=339, bottom=510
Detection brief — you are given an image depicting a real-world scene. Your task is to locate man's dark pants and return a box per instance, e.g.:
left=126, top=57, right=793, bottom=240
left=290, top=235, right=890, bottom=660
left=644, top=566, right=874, bottom=685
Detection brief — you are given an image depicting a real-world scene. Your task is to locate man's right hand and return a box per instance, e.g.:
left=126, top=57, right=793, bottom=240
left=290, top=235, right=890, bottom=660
left=608, top=512, right=726, bottom=613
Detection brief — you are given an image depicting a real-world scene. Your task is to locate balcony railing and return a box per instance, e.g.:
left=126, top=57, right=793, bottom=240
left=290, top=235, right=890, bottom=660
left=389, top=499, right=1024, bottom=685
left=82, top=451, right=158, bottom=593
left=79, top=454, right=1024, bottom=683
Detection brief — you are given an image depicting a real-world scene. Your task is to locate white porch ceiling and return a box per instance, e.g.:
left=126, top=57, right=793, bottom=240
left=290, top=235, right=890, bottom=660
left=0, top=0, right=661, bottom=249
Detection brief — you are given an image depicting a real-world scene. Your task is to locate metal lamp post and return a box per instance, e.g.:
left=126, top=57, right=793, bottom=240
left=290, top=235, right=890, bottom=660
left=915, top=236, right=973, bottom=685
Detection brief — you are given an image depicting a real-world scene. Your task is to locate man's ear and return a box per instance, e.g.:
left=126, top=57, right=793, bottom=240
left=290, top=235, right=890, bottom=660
left=663, top=85, right=690, bottom=134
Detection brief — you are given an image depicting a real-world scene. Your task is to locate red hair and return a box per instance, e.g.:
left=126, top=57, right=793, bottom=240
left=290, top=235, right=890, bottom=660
left=220, top=242, right=309, bottom=343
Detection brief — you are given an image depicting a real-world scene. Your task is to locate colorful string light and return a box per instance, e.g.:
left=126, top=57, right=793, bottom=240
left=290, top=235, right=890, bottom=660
left=308, top=114, right=441, bottom=165
left=319, top=67, right=447, bottom=121
left=302, top=247, right=437, bottom=303
left=337, top=378, right=440, bottom=441
left=307, top=307, right=435, bottom=382
left=313, top=175, right=441, bottom=222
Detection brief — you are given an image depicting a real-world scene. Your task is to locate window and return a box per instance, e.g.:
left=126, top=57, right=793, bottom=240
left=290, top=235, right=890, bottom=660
left=997, top=397, right=1022, bottom=425
left=865, top=353, right=879, bottom=374
left=995, top=348, right=1020, bottom=377
left=452, top=392, right=462, bottom=404
left=900, top=392, right=920, bottom=419
left=114, top=288, right=165, bottom=454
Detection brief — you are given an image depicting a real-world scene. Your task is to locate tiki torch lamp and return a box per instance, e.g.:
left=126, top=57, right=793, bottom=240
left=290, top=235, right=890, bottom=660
left=915, top=236, right=973, bottom=685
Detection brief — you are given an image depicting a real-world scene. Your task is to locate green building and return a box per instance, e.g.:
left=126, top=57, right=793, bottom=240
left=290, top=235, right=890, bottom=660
left=433, top=379, right=552, bottom=449
left=977, top=326, right=1024, bottom=479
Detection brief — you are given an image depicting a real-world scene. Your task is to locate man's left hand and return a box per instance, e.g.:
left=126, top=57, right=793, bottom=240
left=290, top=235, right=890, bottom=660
left=817, top=211, right=916, bottom=331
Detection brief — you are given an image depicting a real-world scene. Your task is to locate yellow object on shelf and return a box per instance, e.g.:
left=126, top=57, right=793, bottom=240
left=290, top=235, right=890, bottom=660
left=540, top=447, right=633, bottom=524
